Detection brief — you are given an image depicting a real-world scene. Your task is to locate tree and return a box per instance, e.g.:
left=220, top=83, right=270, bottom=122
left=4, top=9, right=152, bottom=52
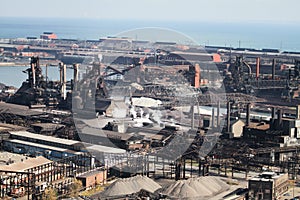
left=67, top=179, right=83, bottom=198
left=43, top=187, right=57, bottom=200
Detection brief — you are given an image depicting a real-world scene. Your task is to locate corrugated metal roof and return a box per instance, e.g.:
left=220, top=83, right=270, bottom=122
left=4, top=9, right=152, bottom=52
left=9, top=131, right=81, bottom=146
left=0, top=156, right=52, bottom=172
left=6, top=139, right=76, bottom=153
left=84, top=143, right=126, bottom=154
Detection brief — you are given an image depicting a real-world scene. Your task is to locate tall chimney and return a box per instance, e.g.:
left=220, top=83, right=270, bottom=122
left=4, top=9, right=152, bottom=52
left=45, top=64, right=48, bottom=85
left=59, top=63, right=63, bottom=85
left=227, top=101, right=231, bottom=132
left=297, top=105, right=300, bottom=120
left=31, top=60, right=36, bottom=88
left=246, top=103, right=251, bottom=126
left=217, top=101, right=220, bottom=128
left=190, top=64, right=200, bottom=88
left=195, top=63, right=201, bottom=87
left=272, top=107, right=276, bottom=119
left=73, top=63, right=79, bottom=91
left=272, top=59, right=276, bottom=80
left=191, top=105, right=195, bottom=129
left=277, top=109, right=282, bottom=127
left=63, top=64, right=67, bottom=99
left=256, top=57, right=260, bottom=80
left=61, top=64, right=67, bottom=100
left=211, top=108, right=215, bottom=128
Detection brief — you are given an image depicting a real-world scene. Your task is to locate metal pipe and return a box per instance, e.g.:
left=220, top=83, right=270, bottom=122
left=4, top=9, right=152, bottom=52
left=243, top=61, right=252, bottom=75
left=217, top=101, right=220, bottom=128
left=212, top=108, right=215, bottom=128
left=226, top=101, right=231, bottom=132
left=272, top=107, right=276, bottom=119
left=73, top=63, right=79, bottom=91
left=45, top=64, right=48, bottom=85
left=272, top=59, right=276, bottom=80
left=61, top=64, right=67, bottom=100
left=271, top=107, right=276, bottom=127
left=59, top=63, right=63, bottom=85
left=256, top=57, right=260, bottom=80
left=195, top=63, right=200, bottom=88
left=246, top=103, right=251, bottom=126
left=191, top=105, right=195, bottom=129
left=31, top=61, right=36, bottom=88
left=277, top=109, right=282, bottom=127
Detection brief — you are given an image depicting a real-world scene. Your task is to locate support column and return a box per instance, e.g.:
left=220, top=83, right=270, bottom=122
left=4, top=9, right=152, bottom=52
left=246, top=103, right=251, bottom=127
left=73, top=63, right=79, bottom=91
left=183, top=158, right=186, bottom=179
left=198, top=159, right=201, bottom=176
left=272, top=59, right=276, bottom=80
left=190, top=158, right=193, bottom=178
left=212, top=108, right=215, bottom=128
left=191, top=105, right=195, bottom=129
left=217, top=101, right=220, bottom=128
left=256, top=57, right=260, bottom=80
left=226, top=101, right=231, bottom=132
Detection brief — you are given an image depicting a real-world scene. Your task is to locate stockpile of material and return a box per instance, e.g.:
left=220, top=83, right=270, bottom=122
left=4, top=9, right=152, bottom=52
left=132, top=97, right=162, bottom=107
left=161, top=176, right=229, bottom=199
left=101, top=175, right=162, bottom=197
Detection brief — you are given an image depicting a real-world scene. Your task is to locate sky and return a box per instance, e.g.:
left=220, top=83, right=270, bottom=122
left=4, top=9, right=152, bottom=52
left=0, top=0, right=299, bottom=23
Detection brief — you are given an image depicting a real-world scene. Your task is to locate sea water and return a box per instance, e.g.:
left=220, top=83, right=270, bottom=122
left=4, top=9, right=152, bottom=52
left=0, top=17, right=300, bottom=87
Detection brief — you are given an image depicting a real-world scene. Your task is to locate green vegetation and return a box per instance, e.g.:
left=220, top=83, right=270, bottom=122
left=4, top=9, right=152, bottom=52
left=80, top=185, right=104, bottom=197
left=67, top=179, right=83, bottom=198
left=43, top=187, right=57, bottom=200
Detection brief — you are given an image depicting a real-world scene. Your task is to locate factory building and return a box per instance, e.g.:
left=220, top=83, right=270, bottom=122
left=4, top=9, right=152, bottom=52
left=40, top=32, right=57, bottom=40
left=248, top=172, right=289, bottom=200
left=242, top=106, right=300, bottom=149
left=76, top=168, right=107, bottom=189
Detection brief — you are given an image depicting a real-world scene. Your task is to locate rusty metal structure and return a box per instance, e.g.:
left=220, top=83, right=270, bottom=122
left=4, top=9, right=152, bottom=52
left=0, top=153, right=97, bottom=199
left=8, top=57, right=71, bottom=109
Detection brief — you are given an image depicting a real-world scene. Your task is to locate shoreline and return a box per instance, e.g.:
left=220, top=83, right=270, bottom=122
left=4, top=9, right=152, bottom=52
left=0, top=62, right=60, bottom=67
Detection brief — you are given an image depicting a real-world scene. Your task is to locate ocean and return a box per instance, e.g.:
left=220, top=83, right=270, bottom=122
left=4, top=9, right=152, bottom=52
left=0, top=66, right=73, bottom=87
left=1, top=17, right=300, bottom=50
left=0, top=17, right=300, bottom=87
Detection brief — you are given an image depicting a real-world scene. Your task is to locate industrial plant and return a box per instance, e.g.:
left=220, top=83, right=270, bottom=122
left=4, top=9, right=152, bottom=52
left=1, top=32, right=300, bottom=199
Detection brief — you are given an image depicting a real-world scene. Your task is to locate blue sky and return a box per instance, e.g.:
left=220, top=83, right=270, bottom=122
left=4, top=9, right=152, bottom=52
left=0, top=0, right=299, bottom=23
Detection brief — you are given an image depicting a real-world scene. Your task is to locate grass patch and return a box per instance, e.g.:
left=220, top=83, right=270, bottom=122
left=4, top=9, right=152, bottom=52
left=80, top=185, right=105, bottom=197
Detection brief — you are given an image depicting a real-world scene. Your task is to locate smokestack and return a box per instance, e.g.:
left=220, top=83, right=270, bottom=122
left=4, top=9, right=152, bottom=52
left=60, top=64, right=67, bottom=100
left=190, top=64, right=200, bottom=88
left=272, top=59, right=276, bottom=80
left=246, top=103, right=251, bottom=126
left=31, top=60, right=36, bottom=88
left=98, top=64, right=101, bottom=75
left=73, top=63, right=79, bottom=91
left=297, top=105, right=300, bottom=120
left=277, top=109, right=282, bottom=127
left=270, top=107, right=276, bottom=128
left=217, top=101, right=220, bottom=128
left=191, top=105, right=195, bottom=129
left=59, top=63, right=63, bottom=85
left=256, top=57, right=260, bottom=80
left=272, top=107, right=276, bottom=119
left=195, top=63, right=201, bottom=88
left=211, top=108, right=215, bottom=128
left=45, top=64, right=48, bottom=85
left=63, top=64, right=67, bottom=100
left=227, top=101, right=231, bottom=132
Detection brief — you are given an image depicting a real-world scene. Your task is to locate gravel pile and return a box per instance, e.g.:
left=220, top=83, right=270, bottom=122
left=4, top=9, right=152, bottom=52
left=161, top=176, right=229, bottom=199
left=132, top=97, right=162, bottom=107
left=101, top=175, right=162, bottom=197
